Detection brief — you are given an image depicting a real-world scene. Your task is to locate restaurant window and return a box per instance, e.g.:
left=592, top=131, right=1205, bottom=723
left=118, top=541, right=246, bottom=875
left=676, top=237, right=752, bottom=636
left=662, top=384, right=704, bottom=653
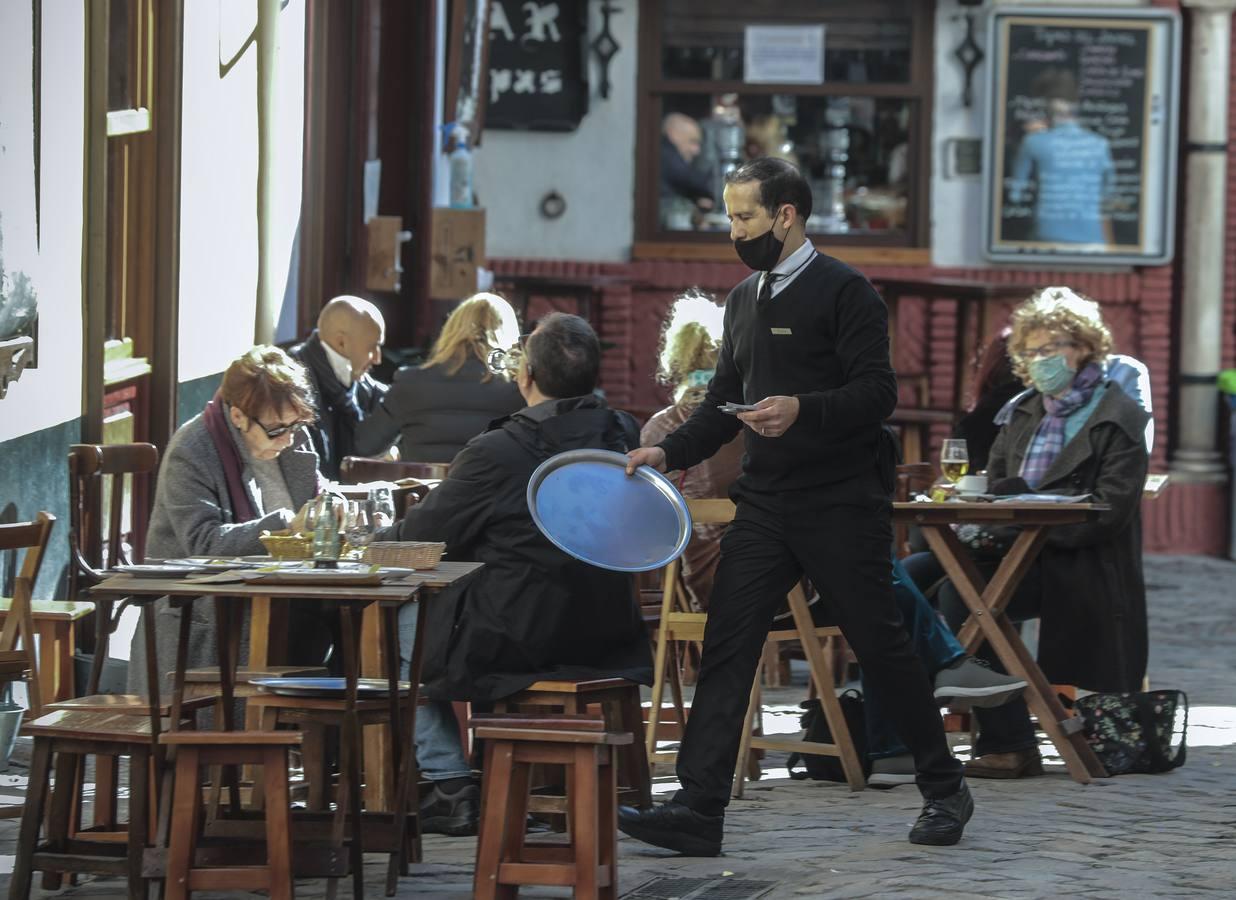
left=637, top=0, right=934, bottom=249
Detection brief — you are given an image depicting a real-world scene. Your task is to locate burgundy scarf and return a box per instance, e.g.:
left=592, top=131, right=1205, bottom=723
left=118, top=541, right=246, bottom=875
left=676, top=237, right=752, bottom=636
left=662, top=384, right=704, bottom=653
left=203, top=391, right=258, bottom=522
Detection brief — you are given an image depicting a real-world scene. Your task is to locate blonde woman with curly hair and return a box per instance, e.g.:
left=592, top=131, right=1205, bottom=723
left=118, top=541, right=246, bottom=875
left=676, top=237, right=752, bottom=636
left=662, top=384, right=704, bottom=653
left=640, top=290, right=742, bottom=610
left=903, top=285, right=1150, bottom=780
left=355, top=292, right=523, bottom=463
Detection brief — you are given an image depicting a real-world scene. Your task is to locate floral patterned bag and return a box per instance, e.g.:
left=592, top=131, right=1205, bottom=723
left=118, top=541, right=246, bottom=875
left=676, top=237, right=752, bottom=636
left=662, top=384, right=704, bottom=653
left=1071, top=690, right=1188, bottom=775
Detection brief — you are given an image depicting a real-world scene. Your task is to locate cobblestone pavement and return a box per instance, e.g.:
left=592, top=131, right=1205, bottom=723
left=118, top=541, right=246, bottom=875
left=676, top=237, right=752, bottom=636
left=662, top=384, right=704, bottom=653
left=1, top=555, right=1234, bottom=898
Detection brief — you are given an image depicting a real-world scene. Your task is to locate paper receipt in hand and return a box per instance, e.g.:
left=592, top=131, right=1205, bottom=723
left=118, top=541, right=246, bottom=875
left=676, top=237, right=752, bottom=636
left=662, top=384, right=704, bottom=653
left=718, top=402, right=758, bottom=415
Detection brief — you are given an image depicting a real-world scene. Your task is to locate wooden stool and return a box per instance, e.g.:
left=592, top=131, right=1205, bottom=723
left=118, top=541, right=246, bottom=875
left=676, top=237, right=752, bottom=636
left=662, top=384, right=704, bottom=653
left=473, top=715, right=628, bottom=900
left=9, top=710, right=158, bottom=900
left=495, top=678, right=650, bottom=811
left=44, top=693, right=217, bottom=838
left=160, top=731, right=300, bottom=900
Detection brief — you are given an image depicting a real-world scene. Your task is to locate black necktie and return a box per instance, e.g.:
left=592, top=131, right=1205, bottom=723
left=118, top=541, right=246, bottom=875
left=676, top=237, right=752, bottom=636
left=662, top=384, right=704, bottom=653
left=758, top=272, right=784, bottom=305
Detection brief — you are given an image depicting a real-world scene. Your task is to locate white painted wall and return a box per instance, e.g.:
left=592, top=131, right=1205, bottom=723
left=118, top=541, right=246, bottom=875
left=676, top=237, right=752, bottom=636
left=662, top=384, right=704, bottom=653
left=474, top=0, right=638, bottom=262
left=0, top=3, right=85, bottom=442
left=178, top=0, right=305, bottom=382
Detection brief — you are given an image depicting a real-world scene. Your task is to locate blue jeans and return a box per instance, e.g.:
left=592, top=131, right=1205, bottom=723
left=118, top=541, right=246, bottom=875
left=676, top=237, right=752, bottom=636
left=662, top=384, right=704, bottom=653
left=397, top=603, right=473, bottom=781
left=862, top=557, right=966, bottom=760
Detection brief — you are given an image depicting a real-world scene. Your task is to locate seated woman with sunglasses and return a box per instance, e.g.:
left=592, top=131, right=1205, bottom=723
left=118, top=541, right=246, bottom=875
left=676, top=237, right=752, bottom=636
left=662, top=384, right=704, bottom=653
left=902, top=287, right=1150, bottom=779
left=354, top=292, right=524, bottom=464
left=131, top=345, right=324, bottom=691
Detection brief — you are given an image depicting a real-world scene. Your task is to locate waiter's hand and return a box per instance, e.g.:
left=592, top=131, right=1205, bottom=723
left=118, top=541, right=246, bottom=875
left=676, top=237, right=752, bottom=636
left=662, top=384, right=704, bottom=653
left=738, top=396, right=800, bottom=438
left=625, top=447, right=667, bottom=475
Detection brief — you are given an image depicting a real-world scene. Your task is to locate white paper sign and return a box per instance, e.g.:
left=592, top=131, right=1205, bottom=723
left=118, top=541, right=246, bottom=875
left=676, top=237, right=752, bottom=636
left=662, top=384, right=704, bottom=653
left=744, top=25, right=826, bottom=85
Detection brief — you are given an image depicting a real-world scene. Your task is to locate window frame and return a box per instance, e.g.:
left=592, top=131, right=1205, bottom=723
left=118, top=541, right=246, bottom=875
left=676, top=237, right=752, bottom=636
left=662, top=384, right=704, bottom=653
left=634, top=0, right=935, bottom=252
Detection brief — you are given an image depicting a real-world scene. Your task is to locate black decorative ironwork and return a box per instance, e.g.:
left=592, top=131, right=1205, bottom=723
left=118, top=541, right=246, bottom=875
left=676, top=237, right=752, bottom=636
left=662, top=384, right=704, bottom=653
left=954, top=11, right=985, bottom=108
left=591, top=2, right=621, bottom=100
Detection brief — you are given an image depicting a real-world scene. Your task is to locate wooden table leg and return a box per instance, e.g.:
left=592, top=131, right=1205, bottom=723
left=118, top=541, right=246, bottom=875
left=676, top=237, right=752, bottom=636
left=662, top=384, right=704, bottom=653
left=920, top=525, right=1108, bottom=783
left=214, top=598, right=242, bottom=813
left=361, top=603, right=389, bottom=811
left=381, top=604, right=404, bottom=895
left=338, top=604, right=366, bottom=900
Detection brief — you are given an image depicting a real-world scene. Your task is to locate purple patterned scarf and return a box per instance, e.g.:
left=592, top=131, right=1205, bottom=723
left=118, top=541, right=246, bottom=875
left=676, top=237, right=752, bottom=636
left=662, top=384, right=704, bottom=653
left=203, top=391, right=258, bottom=522
left=1020, top=362, right=1103, bottom=489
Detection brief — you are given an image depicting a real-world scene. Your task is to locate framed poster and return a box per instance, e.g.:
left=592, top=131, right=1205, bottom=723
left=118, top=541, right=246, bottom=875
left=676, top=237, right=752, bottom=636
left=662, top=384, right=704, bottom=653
left=983, top=8, right=1180, bottom=266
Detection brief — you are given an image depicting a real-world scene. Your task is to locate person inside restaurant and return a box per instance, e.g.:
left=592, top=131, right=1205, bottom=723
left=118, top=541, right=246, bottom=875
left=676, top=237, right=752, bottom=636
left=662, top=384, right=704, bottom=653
left=354, top=292, right=523, bottom=465
left=660, top=112, right=716, bottom=228
left=289, top=294, right=388, bottom=479
left=375, top=312, right=653, bottom=836
left=129, top=345, right=326, bottom=692
left=903, top=287, right=1150, bottom=779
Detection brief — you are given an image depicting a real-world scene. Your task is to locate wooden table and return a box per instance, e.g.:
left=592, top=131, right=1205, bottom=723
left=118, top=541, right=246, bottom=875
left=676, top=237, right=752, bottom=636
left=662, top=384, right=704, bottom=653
left=0, top=598, right=92, bottom=704
left=891, top=501, right=1110, bottom=784
left=89, top=564, right=480, bottom=897
left=875, top=278, right=1032, bottom=416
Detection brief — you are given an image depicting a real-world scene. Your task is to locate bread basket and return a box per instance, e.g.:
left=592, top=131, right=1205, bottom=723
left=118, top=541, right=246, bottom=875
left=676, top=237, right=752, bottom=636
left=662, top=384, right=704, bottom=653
left=364, top=541, right=445, bottom=570
left=259, top=530, right=314, bottom=560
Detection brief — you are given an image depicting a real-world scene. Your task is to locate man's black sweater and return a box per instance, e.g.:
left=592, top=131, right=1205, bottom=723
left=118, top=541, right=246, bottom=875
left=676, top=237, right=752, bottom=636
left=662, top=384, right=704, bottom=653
left=657, top=253, right=897, bottom=493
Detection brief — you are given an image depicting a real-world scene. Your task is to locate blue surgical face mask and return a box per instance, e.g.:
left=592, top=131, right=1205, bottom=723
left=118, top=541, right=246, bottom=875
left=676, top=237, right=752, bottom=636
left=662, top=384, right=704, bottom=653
left=1028, top=354, right=1076, bottom=396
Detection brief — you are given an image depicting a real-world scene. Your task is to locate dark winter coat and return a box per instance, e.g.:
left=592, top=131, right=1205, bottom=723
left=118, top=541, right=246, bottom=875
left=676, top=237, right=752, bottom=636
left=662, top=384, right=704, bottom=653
left=386, top=394, right=654, bottom=702
left=988, top=383, right=1150, bottom=692
left=354, top=357, right=523, bottom=465
left=288, top=331, right=387, bottom=479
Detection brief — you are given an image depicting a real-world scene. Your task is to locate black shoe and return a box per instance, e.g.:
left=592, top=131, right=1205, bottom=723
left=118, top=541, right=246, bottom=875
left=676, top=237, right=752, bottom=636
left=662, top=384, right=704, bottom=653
left=419, top=780, right=479, bottom=836
left=908, top=780, right=973, bottom=846
left=617, top=801, right=723, bottom=856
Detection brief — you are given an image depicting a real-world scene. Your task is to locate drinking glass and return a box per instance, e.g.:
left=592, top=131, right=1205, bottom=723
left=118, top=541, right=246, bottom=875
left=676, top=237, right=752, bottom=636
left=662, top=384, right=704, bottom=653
left=344, top=500, right=375, bottom=559
left=940, top=439, right=970, bottom=484
left=368, top=486, right=396, bottom=527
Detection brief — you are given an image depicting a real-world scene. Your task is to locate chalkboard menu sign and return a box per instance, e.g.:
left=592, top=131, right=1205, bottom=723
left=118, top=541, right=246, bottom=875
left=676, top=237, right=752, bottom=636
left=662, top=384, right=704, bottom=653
left=486, top=0, right=589, bottom=132
left=983, top=8, right=1180, bottom=265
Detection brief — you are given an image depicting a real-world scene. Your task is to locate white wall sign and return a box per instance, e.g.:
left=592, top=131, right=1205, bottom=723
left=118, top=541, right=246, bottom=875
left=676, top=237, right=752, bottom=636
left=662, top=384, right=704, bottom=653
left=744, top=25, right=825, bottom=85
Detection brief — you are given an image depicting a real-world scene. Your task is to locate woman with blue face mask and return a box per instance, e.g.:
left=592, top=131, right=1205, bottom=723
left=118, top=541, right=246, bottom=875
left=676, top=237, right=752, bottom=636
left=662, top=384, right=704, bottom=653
left=903, top=287, right=1150, bottom=779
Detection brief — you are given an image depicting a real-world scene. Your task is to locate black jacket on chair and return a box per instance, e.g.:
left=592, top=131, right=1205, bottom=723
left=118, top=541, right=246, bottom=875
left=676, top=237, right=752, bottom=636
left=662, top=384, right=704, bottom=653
left=384, top=394, right=654, bottom=703
left=354, top=358, right=523, bottom=465
left=288, top=331, right=387, bottom=480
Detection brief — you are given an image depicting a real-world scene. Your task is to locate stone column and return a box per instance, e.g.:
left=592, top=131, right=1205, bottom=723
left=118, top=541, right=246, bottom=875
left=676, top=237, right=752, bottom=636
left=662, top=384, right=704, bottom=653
left=1173, top=0, right=1236, bottom=481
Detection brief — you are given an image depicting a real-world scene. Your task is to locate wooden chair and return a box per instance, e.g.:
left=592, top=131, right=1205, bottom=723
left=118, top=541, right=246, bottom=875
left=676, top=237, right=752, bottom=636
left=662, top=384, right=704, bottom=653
left=0, top=598, right=91, bottom=705
left=731, top=582, right=865, bottom=796
left=494, top=678, right=651, bottom=812
left=894, top=462, right=936, bottom=558
left=0, top=511, right=55, bottom=719
left=68, top=442, right=159, bottom=694
left=643, top=499, right=865, bottom=794
left=160, top=731, right=300, bottom=900
left=339, top=456, right=450, bottom=483
left=472, top=714, right=626, bottom=900
left=8, top=710, right=160, bottom=900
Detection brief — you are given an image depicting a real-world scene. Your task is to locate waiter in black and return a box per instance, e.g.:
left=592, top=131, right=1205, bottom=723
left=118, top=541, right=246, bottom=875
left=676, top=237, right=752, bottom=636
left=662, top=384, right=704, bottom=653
left=620, top=158, right=971, bottom=855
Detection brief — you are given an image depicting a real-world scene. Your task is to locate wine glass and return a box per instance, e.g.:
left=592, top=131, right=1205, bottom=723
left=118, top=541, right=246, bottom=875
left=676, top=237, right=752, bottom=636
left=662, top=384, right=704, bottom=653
left=344, top=500, right=375, bottom=559
left=940, top=439, right=970, bottom=485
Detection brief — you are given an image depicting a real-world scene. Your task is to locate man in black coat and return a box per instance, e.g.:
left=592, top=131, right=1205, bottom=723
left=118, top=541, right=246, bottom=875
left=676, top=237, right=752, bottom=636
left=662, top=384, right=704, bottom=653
left=288, top=295, right=388, bottom=479
left=622, top=158, right=970, bottom=856
left=379, top=312, right=653, bottom=835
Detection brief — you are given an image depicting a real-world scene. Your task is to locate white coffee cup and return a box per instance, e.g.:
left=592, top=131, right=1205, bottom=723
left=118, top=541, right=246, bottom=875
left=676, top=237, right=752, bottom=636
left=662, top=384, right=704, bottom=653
left=956, top=474, right=988, bottom=496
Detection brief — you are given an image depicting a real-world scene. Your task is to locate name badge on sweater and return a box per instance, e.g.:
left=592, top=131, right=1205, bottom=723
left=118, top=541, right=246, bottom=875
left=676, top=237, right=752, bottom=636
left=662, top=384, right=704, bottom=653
left=770, top=327, right=793, bottom=335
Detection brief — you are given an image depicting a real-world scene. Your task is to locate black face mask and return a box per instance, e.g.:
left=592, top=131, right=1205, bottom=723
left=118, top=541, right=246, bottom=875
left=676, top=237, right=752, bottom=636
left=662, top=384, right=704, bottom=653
left=733, top=210, right=788, bottom=271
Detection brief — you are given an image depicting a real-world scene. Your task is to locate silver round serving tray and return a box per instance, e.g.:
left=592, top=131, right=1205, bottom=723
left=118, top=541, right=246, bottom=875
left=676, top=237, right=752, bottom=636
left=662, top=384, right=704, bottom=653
left=526, top=448, right=692, bottom=573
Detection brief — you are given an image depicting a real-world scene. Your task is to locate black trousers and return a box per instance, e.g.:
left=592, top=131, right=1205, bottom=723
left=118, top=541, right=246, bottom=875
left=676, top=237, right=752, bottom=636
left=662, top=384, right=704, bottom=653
left=674, top=467, right=963, bottom=815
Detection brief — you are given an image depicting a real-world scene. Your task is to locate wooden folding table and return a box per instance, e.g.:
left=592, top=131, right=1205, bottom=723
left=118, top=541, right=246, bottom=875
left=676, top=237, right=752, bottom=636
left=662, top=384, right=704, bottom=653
left=892, top=501, right=1110, bottom=784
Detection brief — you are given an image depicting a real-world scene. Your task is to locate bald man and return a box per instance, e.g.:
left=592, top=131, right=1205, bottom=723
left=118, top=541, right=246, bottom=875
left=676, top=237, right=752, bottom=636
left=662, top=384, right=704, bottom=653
left=289, top=295, right=389, bottom=478
left=661, top=112, right=715, bottom=213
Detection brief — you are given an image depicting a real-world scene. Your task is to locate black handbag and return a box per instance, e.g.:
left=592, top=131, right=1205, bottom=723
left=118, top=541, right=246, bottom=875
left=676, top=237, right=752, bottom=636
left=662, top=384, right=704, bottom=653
left=1070, top=689, right=1188, bottom=775
left=786, top=690, right=870, bottom=782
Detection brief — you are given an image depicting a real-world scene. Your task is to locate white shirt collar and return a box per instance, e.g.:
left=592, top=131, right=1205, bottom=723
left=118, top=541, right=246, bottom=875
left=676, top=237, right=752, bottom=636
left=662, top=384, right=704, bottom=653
left=757, top=237, right=815, bottom=299
left=320, top=339, right=354, bottom=389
